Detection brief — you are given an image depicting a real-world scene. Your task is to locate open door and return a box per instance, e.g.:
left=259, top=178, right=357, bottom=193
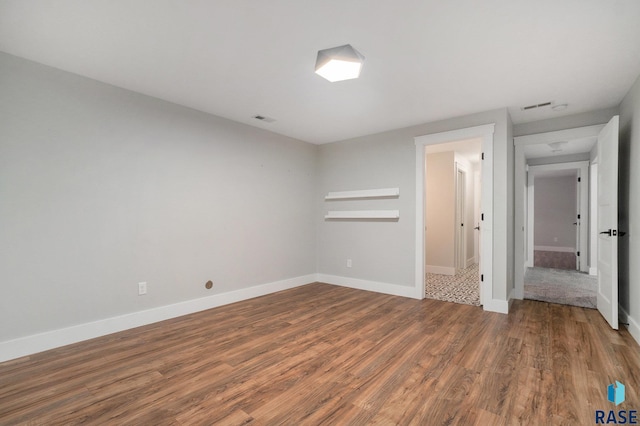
left=455, top=165, right=466, bottom=270
left=597, top=116, right=619, bottom=330
left=575, top=170, right=581, bottom=271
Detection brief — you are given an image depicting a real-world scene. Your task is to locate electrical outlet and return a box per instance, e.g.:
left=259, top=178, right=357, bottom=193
left=138, top=282, right=147, bottom=295
left=347, top=259, right=352, bottom=268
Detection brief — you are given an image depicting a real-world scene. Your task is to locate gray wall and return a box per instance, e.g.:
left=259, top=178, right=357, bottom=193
left=534, top=175, right=577, bottom=249
left=317, top=109, right=512, bottom=302
left=619, top=72, right=640, bottom=334
left=0, top=53, right=318, bottom=342
left=317, top=130, right=415, bottom=285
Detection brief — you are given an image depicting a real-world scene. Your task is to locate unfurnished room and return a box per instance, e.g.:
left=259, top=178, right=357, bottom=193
left=1, top=1, right=640, bottom=424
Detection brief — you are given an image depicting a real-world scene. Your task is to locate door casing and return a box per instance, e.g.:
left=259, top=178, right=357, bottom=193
left=514, top=124, right=605, bottom=299
left=527, top=161, right=589, bottom=272
left=415, top=124, right=494, bottom=307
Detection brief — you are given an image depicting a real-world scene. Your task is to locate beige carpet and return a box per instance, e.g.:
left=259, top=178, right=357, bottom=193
left=524, top=267, right=596, bottom=309
left=534, top=250, right=576, bottom=270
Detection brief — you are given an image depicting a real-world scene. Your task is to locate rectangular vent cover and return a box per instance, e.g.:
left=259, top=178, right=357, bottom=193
left=521, top=101, right=553, bottom=111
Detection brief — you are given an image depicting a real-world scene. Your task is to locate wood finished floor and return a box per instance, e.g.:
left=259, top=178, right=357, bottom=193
left=1, top=283, right=639, bottom=425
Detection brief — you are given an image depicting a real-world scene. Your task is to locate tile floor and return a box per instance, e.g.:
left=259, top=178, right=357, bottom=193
left=425, top=263, right=480, bottom=306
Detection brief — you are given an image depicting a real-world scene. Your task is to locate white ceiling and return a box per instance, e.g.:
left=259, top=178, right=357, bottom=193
left=523, top=136, right=597, bottom=159
left=1, top=1, right=640, bottom=144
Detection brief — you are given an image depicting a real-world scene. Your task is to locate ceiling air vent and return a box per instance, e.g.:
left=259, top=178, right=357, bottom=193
left=253, top=115, right=276, bottom=123
left=521, top=101, right=553, bottom=111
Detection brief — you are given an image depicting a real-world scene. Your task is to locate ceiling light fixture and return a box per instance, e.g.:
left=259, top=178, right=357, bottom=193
left=548, top=141, right=568, bottom=152
left=315, top=44, right=365, bottom=82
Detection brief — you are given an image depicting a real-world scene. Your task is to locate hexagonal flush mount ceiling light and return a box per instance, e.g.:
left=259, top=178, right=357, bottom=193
left=315, top=44, right=365, bottom=82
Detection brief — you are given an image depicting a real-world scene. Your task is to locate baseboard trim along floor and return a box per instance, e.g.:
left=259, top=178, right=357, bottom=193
left=0, top=274, right=316, bottom=363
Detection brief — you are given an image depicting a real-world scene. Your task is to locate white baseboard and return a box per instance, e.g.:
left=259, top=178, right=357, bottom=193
left=589, top=267, right=598, bottom=276
left=483, top=298, right=509, bottom=314
left=534, top=245, right=575, bottom=253
left=619, top=306, right=640, bottom=347
left=317, top=274, right=419, bottom=300
left=425, top=265, right=456, bottom=275
left=0, top=274, right=316, bottom=363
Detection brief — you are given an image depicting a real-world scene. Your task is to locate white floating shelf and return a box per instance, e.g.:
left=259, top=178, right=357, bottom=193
left=324, top=210, right=400, bottom=220
left=325, top=187, right=399, bottom=200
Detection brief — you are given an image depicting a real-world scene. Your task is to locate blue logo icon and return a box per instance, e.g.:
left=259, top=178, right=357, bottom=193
left=608, top=381, right=626, bottom=406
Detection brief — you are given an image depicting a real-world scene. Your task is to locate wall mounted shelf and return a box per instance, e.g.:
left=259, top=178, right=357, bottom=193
left=324, top=187, right=399, bottom=200
left=324, top=210, right=400, bottom=220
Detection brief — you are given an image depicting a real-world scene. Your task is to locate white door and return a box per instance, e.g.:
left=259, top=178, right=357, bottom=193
left=455, top=167, right=466, bottom=269
left=575, top=171, right=581, bottom=271
left=597, top=116, right=619, bottom=330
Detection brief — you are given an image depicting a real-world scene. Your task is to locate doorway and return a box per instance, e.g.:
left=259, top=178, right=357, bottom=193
left=514, top=118, right=620, bottom=326
left=531, top=170, right=578, bottom=270
left=423, top=143, right=481, bottom=305
left=526, top=162, right=589, bottom=273
left=415, top=123, right=494, bottom=309
left=523, top=159, right=594, bottom=308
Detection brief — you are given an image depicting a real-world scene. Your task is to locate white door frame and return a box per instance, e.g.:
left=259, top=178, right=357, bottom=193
left=455, top=163, right=467, bottom=270
left=589, top=162, right=598, bottom=275
left=526, top=161, right=589, bottom=272
left=415, top=124, right=494, bottom=307
left=514, top=124, right=604, bottom=299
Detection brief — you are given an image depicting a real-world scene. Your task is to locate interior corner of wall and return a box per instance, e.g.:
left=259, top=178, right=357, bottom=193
left=620, top=306, right=640, bottom=347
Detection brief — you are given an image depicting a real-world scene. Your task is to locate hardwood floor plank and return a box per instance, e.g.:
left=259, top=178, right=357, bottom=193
left=369, top=362, right=439, bottom=425
left=1, top=283, right=639, bottom=425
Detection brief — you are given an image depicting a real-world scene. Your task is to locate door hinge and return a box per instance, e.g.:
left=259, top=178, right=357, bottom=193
left=481, top=152, right=485, bottom=160
left=577, top=251, right=580, bottom=256
left=577, top=214, right=581, bottom=219
left=481, top=274, right=484, bottom=282
left=578, top=177, right=581, bottom=182
left=481, top=213, right=484, bottom=221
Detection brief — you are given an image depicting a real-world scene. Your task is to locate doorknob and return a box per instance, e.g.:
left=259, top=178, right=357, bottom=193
left=474, top=226, right=480, bottom=230
left=600, top=229, right=617, bottom=236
